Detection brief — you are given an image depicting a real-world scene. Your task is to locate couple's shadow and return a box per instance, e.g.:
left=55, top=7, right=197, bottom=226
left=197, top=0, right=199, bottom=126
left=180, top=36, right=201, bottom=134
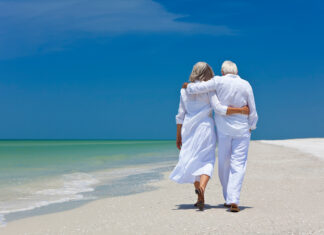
left=173, top=204, right=252, bottom=211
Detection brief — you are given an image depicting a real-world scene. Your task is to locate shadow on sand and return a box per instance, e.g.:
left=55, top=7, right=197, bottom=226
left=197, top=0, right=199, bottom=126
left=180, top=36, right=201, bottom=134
left=173, top=204, right=253, bottom=211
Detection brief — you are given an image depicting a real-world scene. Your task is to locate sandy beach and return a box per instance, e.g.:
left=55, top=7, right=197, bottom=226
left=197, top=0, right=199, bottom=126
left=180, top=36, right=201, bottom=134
left=2, top=139, right=324, bottom=234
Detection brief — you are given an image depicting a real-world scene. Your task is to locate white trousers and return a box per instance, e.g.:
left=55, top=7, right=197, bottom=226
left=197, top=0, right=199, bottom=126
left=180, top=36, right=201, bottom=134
left=217, top=132, right=250, bottom=205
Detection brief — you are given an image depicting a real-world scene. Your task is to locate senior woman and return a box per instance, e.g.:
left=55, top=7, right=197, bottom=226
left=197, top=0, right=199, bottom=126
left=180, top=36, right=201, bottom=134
left=169, top=62, right=249, bottom=211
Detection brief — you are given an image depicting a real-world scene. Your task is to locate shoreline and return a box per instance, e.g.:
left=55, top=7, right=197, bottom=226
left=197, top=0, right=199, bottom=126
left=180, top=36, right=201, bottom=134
left=0, top=161, right=176, bottom=227
left=0, top=139, right=178, bottom=227
left=1, top=139, right=324, bottom=234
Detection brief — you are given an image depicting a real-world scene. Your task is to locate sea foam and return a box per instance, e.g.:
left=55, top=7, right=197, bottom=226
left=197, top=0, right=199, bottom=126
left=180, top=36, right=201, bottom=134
left=0, top=172, right=100, bottom=226
left=36, top=172, right=99, bottom=196
left=0, top=162, right=175, bottom=226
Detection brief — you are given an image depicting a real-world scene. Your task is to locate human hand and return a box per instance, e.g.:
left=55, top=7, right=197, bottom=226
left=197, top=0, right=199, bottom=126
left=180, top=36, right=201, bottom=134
left=182, top=82, right=189, bottom=89
left=176, top=136, right=182, bottom=150
left=242, top=105, right=250, bottom=115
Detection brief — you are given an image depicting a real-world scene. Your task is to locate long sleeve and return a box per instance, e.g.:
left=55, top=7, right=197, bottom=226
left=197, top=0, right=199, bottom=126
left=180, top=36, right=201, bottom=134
left=246, top=84, right=258, bottom=130
left=187, top=77, right=218, bottom=94
left=208, top=91, right=228, bottom=116
left=175, top=90, right=186, bottom=124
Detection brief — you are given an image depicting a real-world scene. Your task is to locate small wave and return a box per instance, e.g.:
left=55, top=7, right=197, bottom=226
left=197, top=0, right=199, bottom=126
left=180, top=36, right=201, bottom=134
left=36, top=172, right=99, bottom=196
left=0, top=172, right=100, bottom=226
left=0, top=163, right=174, bottom=226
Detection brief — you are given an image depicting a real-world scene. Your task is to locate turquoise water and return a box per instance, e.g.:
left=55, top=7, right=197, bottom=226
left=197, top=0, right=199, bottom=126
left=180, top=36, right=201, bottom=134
left=0, top=140, right=178, bottom=225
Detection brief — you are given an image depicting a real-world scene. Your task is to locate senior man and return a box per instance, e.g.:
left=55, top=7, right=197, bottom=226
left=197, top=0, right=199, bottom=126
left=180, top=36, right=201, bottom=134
left=183, top=60, right=258, bottom=212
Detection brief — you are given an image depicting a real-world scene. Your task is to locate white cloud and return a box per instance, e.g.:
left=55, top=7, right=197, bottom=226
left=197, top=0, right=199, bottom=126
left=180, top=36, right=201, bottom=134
left=0, top=0, right=234, bottom=59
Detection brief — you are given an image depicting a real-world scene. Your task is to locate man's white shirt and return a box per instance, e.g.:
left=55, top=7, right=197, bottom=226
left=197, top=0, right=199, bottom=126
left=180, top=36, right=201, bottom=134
left=187, top=74, right=258, bottom=137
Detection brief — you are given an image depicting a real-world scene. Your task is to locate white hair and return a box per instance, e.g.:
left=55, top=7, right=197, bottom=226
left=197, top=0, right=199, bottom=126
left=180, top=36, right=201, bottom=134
left=221, top=60, right=238, bottom=75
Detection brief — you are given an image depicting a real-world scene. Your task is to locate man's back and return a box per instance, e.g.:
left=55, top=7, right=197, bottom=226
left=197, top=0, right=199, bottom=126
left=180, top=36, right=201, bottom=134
left=213, top=74, right=254, bottom=137
left=214, top=74, right=251, bottom=108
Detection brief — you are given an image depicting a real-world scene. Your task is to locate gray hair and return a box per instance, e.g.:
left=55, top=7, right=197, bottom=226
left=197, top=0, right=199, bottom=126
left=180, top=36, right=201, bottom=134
left=221, top=60, right=238, bottom=75
left=189, top=62, right=214, bottom=82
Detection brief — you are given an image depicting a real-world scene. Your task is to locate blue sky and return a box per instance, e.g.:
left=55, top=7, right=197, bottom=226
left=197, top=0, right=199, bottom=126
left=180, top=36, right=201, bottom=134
left=0, top=0, right=323, bottom=140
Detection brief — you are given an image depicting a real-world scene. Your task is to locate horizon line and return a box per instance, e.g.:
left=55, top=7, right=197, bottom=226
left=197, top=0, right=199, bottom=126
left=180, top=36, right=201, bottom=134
left=0, top=137, right=322, bottom=141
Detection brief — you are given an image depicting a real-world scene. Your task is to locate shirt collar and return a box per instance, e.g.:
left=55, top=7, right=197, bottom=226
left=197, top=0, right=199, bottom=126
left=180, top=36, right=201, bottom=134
left=224, top=74, right=239, bottom=78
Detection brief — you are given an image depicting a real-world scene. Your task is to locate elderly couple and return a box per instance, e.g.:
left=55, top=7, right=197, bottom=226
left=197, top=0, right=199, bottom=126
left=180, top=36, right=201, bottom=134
left=170, top=60, right=258, bottom=212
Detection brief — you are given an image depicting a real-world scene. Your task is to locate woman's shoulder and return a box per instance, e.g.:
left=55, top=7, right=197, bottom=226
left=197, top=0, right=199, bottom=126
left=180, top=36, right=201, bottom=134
left=180, top=88, right=187, bottom=96
left=180, top=88, right=192, bottom=102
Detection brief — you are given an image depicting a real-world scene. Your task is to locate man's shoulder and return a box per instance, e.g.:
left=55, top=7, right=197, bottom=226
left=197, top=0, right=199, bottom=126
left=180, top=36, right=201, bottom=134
left=237, top=76, right=252, bottom=88
left=212, top=75, right=224, bottom=84
left=213, top=75, right=223, bottom=80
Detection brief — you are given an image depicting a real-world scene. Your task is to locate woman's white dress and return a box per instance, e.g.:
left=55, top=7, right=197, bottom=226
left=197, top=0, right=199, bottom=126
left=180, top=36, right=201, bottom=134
left=170, top=87, right=227, bottom=184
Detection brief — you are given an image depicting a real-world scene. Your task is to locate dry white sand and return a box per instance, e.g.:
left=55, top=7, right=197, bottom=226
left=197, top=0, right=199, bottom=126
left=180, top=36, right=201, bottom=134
left=2, top=139, right=324, bottom=234
left=260, top=138, right=324, bottom=160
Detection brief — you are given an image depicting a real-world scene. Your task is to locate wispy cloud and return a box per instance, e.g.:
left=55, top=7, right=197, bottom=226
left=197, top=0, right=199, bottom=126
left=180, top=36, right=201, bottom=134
left=0, top=0, right=234, bottom=59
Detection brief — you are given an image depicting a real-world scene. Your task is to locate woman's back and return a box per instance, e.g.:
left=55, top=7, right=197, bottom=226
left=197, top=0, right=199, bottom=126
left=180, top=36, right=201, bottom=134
left=176, top=87, right=212, bottom=125
left=181, top=89, right=210, bottom=114
left=171, top=84, right=216, bottom=185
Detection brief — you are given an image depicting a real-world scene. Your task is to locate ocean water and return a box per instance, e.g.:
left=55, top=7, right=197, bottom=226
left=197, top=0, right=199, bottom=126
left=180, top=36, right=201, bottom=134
left=0, top=140, right=178, bottom=226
